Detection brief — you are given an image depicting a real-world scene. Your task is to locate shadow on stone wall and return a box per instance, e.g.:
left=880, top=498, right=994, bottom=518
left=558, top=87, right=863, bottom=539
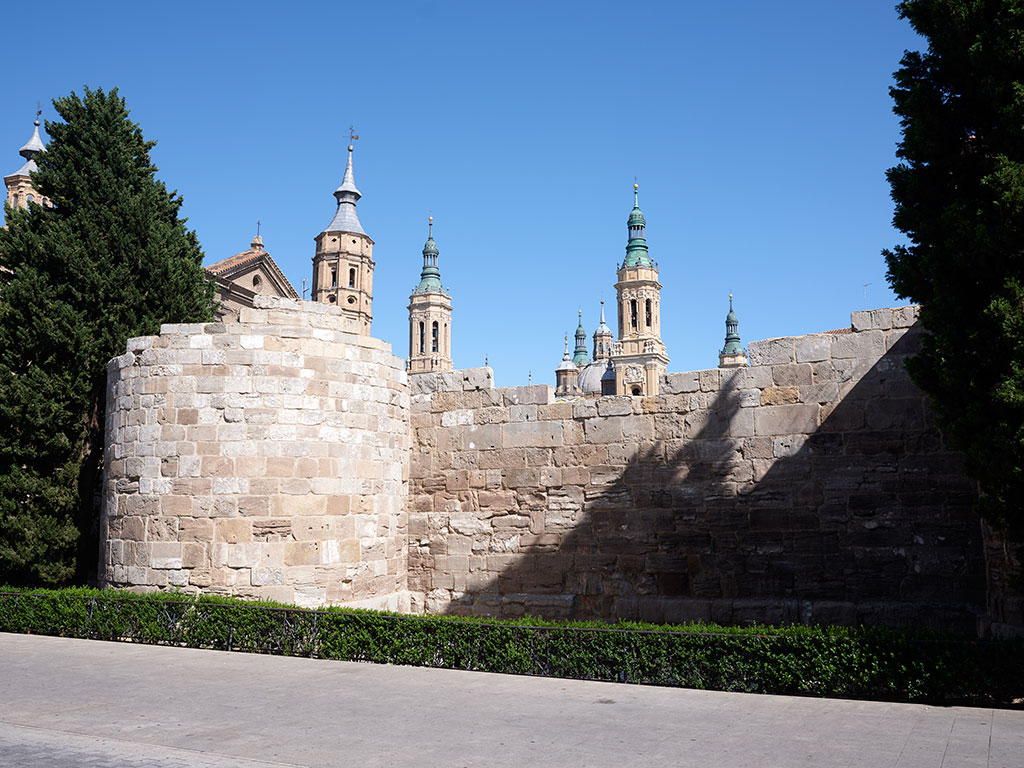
left=438, top=330, right=986, bottom=633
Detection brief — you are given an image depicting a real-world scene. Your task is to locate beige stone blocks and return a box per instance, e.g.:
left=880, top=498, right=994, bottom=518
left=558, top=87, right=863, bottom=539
left=101, top=301, right=409, bottom=609
left=405, top=307, right=946, bottom=619
left=103, top=302, right=965, bottom=626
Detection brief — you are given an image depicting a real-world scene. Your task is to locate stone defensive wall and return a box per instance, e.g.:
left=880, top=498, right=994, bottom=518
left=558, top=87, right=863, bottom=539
left=99, top=297, right=410, bottom=610
left=408, top=306, right=987, bottom=633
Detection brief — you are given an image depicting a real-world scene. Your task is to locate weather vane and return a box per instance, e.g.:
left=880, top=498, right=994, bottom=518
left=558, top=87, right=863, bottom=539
left=349, top=125, right=359, bottom=143
left=36, top=101, right=41, bottom=120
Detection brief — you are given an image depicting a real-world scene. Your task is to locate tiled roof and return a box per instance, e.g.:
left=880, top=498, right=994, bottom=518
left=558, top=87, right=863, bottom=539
left=204, top=247, right=299, bottom=299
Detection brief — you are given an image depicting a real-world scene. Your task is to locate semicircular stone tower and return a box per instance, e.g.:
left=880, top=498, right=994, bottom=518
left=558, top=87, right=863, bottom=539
left=100, top=297, right=410, bottom=610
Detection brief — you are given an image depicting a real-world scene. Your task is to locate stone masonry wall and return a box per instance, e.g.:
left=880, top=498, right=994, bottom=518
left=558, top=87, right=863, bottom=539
left=100, top=297, right=410, bottom=610
left=408, top=307, right=987, bottom=633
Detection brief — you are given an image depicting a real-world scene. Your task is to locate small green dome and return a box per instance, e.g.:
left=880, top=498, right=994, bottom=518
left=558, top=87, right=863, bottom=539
left=623, top=183, right=653, bottom=268
left=415, top=217, right=443, bottom=293
left=422, top=235, right=438, bottom=258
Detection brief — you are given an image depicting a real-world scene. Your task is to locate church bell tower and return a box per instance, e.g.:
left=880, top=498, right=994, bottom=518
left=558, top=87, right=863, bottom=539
left=407, top=216, right=453, bottom=372
left=312, top=140, right=374, bottom=335
left=611, top=183, right=669, bottom=396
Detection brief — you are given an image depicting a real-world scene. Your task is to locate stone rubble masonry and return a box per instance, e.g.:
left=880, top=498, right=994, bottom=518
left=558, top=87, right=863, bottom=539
left=100, top=297, right=410, bottom=611
left=102, top=303, right=1000, bottom=634
left=408, top=305, right=991, bottom=634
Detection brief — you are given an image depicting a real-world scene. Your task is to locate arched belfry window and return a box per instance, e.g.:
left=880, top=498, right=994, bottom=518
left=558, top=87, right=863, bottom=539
left=646, top=299, right=652, bottom=329
left=331, top=269, right=337, bottom=287
left=630, top=299, right=638, bottom=330
left=432, top=321, right=439, bottom=353
left=418, top=322, right=425, bottom=354
left=349, top=268, right=356, bottom=288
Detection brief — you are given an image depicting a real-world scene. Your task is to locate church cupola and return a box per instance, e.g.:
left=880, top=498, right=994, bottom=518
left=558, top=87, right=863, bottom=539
left=572, top=309, right=590, bottom=367
left=415, top=216, right=442, bottom=293
left=623, top=183, right=652, bottom=268
left=554, top=334, right=581, bottom=398
left=407, top=215, right=453, bottom=373
left=312, top=135, right=375, bottom=335
left=718, top=294, right=748, bottom=368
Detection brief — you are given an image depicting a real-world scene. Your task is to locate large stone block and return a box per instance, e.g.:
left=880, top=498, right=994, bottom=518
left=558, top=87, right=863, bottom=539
left=502, top=421, right=563, bottom=448
left=851, top=308, right=893, bottom=332
left=753, top=404, right=819, bottom=436
left=747, top=337, right=795, bottom=366
left=831, top=330, right=885, bottom=359
left=461, top=367, right=493, bottom=391
left=795, top=335, right=831, bottom=363
left=661, top=372, right=699, bottom=395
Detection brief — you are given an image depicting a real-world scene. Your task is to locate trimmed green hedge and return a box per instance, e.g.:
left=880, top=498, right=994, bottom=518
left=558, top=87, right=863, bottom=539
left=1, top=587, right=1021, bottom=706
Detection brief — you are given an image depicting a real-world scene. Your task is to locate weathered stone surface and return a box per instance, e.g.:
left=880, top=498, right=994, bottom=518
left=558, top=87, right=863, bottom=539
left=747, top=338, right=795, bottom=366
left=760, top=386, right=800, bottom=406
left=753, top=404, right=819, bottom=436
left=103, top=303, right=988, bottom=634
left=661, top=372, right=699, bottom=395
left=100, top=301, right=410, bottom=610
left=795, top=335, right=831, bottom=363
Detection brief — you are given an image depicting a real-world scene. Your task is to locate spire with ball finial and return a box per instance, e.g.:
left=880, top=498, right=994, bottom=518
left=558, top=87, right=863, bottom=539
left=719, top=293, right=747, bottom=368
left=623, top=179, right=652, bottom=267
left=415, top=214, right=443, bottom=293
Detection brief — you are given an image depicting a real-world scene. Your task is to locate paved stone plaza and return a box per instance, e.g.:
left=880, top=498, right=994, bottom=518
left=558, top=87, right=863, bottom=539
left=1, top=633, right=1020, bottom=767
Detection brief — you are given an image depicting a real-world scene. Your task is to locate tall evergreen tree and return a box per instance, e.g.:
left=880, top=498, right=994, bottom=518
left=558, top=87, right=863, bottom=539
left=0, top=87, right=215, bottom=585
left=884, top=0, right=1024, bottom=536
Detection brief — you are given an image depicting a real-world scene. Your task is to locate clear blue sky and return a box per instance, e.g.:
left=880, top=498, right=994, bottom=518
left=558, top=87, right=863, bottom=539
left=3, top=1, right=922, bottom=385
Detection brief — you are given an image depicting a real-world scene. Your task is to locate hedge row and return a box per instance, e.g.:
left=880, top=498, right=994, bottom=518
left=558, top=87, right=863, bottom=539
left=1, top=588, right=1021, bottom=706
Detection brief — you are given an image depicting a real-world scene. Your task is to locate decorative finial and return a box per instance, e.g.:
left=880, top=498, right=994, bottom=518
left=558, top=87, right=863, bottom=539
left=256, top=220, right=261, bottom=237
left=35, top=101, right=41, bottom=126
left=485, top=354, right=489, bottom=367
left=528, top=371, right=532, bottom=385
left=729, top=293, right=733, bottom=310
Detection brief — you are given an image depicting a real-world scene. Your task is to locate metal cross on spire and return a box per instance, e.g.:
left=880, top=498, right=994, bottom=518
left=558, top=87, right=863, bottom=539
left=256, top=220, right=261, bottom=237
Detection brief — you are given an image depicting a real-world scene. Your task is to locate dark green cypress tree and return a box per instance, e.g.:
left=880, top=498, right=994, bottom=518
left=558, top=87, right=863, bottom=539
left=0, top=87, right=215, bottom=585
left=884, top=0, right=1024, bottom=536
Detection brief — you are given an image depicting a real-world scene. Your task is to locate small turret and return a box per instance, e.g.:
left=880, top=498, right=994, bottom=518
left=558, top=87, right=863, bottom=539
left=414, top=216, right=443, bottom=293
left=593, top=299, right=613, bottom=361
left=572, top=309, right=590, bottom=367
left=554, top=334, right=580, bottom=398
left=718, top=294, right=748, bottom=368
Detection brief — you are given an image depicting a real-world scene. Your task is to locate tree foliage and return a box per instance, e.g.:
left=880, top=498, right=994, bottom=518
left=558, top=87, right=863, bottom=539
left=0, top=87, right=215, bottom=585
left=884, top=0, right=1024, bottom=536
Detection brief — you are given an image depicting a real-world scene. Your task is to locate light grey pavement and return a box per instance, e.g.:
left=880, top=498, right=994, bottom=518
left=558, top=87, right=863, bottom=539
left=0, top=632, right=1021, bottom=768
